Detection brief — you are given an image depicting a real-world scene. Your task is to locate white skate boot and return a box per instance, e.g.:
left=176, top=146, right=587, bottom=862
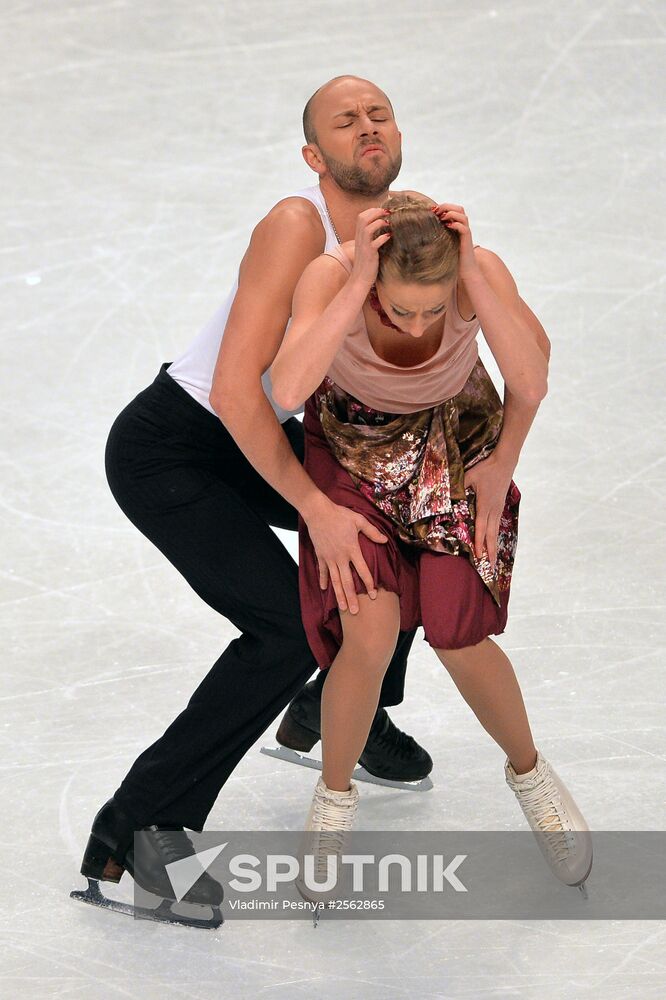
left=505, top=748, right=593, bottom=897
left=296, top=776, right=359, bottom=926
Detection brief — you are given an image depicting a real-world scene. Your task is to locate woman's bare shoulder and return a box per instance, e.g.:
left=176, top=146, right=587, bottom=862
left=299, top=244, right=351, bottom=292
left=309, top=241, right=355, bottom=276
left=337, top=240, right=356, bottom=267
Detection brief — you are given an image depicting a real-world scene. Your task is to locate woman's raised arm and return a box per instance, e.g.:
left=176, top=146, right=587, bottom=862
left=271, top=208, right=391, bottom=411
left=269, top=255, right=360, bottom=410
left=470, top=247, right=551, bottom=404
left=433, top=203, right=550, bottom=405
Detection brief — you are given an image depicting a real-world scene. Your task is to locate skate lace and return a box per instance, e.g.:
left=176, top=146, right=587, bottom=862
left=516, top=778, right=576, bottom=864
left=309, top=793, right=357, bottom=876
left=148, top=828, right=194, bottom=865
left=371, top=716, right=416, bottom=756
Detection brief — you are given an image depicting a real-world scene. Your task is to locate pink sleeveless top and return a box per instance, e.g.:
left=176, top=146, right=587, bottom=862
left=322, top=244, right=481, bottom=414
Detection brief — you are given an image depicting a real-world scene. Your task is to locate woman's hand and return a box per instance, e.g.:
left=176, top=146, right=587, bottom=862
left=302, top=494, right=388, bottom=614
left=350, top=207, right=392, bottom=290
left=464, top=452, right=515, bottom=569
left=431, top=203, right=478, bottom=279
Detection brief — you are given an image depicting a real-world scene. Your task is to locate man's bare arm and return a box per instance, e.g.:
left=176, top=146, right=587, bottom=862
left=209, top=198, right=327, bottom=519
left=209, top=198, right=388, bottom=614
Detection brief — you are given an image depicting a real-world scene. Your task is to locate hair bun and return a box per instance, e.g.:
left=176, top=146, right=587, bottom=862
left=382, top=194, right=435, bottom=214
left=377, top=193, right=459, bottom=286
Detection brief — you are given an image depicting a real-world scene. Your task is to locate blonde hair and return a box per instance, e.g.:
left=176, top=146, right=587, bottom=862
left=376, top=194, right=460, bottom=285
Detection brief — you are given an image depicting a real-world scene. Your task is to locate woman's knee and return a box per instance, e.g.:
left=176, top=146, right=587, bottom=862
left=340, top=588, right=401, bottom=668
left=433, top=637, right=489, bottom=672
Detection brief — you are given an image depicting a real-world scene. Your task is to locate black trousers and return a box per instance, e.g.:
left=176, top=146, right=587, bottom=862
left=105, top=363, right=416, bottom=830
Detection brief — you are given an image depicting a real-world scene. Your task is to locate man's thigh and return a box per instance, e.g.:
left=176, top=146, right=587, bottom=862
left=106, top=421, right=305, bottom=637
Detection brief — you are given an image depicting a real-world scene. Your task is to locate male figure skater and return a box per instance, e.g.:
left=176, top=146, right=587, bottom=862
left=77, top=76, right=430, bottom=914
left=77, top=76, right=544, bottom=918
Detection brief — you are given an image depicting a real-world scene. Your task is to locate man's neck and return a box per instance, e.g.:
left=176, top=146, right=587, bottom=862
left=319, top=178, right=392, bottom=243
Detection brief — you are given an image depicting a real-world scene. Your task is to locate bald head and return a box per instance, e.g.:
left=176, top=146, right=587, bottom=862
left=302, top=75, right=394, bottom=145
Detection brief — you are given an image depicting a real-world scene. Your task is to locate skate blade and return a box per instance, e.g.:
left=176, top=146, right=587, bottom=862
left=260, top=744, right=433, bottom=791
left=70, top=878, right=223, bottom=929
left=295, top=881, right=326, bottom=927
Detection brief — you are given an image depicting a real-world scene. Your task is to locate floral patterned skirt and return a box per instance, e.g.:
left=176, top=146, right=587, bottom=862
left=297, top=358, right=521, bottom=669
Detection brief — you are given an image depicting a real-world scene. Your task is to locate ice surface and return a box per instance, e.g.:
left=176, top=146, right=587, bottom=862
left=2, top=0, right=665, bottom=997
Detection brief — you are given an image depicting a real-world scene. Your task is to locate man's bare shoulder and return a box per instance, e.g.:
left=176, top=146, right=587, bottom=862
left=238, top=195, right=325, bottom=280
left=255, top=196, right=325, bottom=243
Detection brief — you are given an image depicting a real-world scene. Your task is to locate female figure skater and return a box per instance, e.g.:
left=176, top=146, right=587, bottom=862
left=270, top=194, right=592, bottom=899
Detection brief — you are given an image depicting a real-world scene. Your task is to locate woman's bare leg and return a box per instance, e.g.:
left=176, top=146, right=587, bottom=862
left=321, top=589, right=401, bottom=791
left=434, top=638, right=537, bottom=774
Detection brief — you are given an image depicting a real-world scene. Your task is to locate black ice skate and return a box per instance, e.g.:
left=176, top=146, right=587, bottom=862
left=261, top=677, right=434, bottom=790
left=70, top=797, right=224, bottom=929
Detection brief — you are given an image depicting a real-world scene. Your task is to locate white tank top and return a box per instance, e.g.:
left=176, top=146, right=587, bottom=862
left=166, top=185, right=339, bottom=423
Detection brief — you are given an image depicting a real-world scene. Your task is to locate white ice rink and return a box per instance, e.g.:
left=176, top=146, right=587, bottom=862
left=3, top=0, right=665, bottom=997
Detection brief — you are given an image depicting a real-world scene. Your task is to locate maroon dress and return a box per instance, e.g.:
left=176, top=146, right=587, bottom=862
left=297, top=354, right=521, bottom=671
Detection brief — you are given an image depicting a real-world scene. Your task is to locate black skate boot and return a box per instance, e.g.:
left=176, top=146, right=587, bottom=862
left=71, top=797, right=223, bottom=928
left=358, top=708, right=433, bottom=782
left=271, top=677, right=433, bottom=787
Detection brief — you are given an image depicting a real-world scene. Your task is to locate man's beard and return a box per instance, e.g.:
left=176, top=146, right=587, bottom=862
left=319, top=147, right=402, bottom=196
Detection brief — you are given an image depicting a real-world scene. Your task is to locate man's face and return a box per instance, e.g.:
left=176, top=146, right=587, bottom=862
left=308, top=80, right=402, bottom=195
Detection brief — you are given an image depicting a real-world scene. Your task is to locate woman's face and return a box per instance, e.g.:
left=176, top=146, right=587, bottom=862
left=375, top=279, right=455, bottom=337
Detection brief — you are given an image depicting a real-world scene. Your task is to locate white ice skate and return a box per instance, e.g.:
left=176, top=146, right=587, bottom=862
left=296, top=776, right=360, bottom=927
left=505, top=748, right=593, bottom=897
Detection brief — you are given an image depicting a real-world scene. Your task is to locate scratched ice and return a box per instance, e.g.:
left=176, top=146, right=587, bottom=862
left=2, top=1, right=665, bottom=998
